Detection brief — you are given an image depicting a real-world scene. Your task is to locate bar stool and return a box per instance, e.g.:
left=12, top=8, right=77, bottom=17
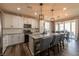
left=50, top=35, right=61, bottom=55
left=35, top=36, right=52, bottom=56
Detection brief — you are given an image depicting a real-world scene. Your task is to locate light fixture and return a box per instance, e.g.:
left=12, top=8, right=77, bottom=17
left=17, top=8, right=21, bottom=11
left=63, top=8, right=67, bottom=11
left=34, top=12, right=37, bottom=15
left=39, top=3, right=44, bottom=20
left=51, top=9, right=55, bottom=21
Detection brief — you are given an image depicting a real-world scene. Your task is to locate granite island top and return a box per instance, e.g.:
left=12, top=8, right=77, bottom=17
left=29, top=33, right=62, bottom=40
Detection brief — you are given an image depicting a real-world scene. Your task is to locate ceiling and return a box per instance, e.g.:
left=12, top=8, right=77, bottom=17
left=0, top=3, right=79, bottom=21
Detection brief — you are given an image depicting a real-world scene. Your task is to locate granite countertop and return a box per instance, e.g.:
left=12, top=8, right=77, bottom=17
left=29, top=33, right=61, bottom=40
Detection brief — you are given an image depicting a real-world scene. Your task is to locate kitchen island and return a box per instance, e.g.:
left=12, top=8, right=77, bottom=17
left=29, top=32, right=64, bottom=55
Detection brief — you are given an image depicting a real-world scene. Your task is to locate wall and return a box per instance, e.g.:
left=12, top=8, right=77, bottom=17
left=50, top=21, right=55, bottom=32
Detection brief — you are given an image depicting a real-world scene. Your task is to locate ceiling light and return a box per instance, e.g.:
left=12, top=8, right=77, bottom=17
left=17, top=8, right=21, bottom=11
left=34, top=12, right=37, bottom=15
left=63, top=8, right=67, bottom=10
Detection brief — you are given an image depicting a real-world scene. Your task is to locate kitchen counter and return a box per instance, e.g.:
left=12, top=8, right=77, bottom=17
left=29, top=33, right=61, bottom=40
left=29, top=32, right=65, bottom=55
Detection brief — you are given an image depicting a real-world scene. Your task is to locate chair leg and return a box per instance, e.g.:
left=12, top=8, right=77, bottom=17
left=62, top=40, right=64, bottom=49
left=57, top=44, right=60, bottom=53
left=53, top=47, right=55, bottom=55
left=60, top=42, right=62, bottom=50
left=46, top=48, right=50, bottom=56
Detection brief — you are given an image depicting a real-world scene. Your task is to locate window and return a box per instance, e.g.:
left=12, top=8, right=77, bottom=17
left=55, top=23, right=59, bottom=31
left=59, top=23, right=64, bottom=31
left=55, top=20, right=76, bottom=39
left=45, top=21, right=50, bottom=32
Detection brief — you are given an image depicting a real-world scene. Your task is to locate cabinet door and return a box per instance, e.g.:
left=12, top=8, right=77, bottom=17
left=18, top=16, right=24, bottom=28
left=8, top=35, right=12, bottom=46
left=3, top=35, right=8, bottom=47
left=13, top=15, right=23, bottom=28
left=23, top=17, right=28, bottom=24
left=12, top=35, right=16, bottom=44
left=8, top=35, right=15, bottom=46
left=19, top=34, right=24, bottom=43
left=35, top=20, right=39, bottom=28
left=3, top=35, right=9, bottom=53
left=3, top=14, right=13, bottom=28
left=27, top=18, right=32, bottom=24
left=12, top=15, right=19, bottom=28
left=31, top=19, right=36, bottom=28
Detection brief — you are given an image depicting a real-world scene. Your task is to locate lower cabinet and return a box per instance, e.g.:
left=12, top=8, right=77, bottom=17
left=3, top=35, right=8, bottom=53
left=3, top=33, right=24, bottom=53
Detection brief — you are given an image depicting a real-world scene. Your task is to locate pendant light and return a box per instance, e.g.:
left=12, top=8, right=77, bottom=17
left=51, top=9, right=55, bottom=21
left=39, top=3, right=44, bottom=20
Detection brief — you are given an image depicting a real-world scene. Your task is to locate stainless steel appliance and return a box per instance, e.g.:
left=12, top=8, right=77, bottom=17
left=24, top=24, right=32, bottom=43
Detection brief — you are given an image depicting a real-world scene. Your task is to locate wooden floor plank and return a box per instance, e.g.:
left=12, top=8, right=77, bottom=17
left=4, top=40, right=79, bottom=56
left=14, top=44, right=21, bottom=56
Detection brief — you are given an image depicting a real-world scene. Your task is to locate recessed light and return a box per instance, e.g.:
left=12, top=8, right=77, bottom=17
left=17, top=8, right=21, bottom=11
left=34, top=12, right=37, bottom=15
left=63, top=8, right=67, bottom=10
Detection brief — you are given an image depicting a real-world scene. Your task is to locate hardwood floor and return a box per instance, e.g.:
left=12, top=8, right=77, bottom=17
left=3, top=39, right=79, bottom=56
left=4, top=43, right=32, bottom=56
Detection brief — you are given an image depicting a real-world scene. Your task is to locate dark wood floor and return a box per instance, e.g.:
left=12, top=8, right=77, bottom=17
left=3, top=39, right=79, bottom=56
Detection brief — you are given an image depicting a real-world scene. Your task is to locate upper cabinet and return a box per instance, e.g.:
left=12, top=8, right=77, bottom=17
left=23, top=17, right=39, bottom=28
left=3, top=13, right=24, bottom=28
left=3, top=13, right=13, bottom=28
left=3, top=13, right=39, bottom=29
left=31, top=19, right=39, bottom=28
left=12, top=15, right=23, bottom=28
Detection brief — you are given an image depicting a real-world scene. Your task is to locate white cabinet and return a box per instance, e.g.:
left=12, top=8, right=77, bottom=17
left=3, top=35, right=8, bottom=47
left=8, top=34, right=24, bottom=45
left=18, top=17, right=24, bottom=28
left=8, top=35, right=14, bottom=45
left=12, top=15, right=19, bottom=28
left=3, top=14, right=13, bottom=28
left=23, top=17, right=39, bottom=28
left=3, top=13, right=39, bottom=29
left=23, top=17, right=31, bottom=25
left=3, top=35, right=9, bottom=53
left=23, top=17, right=28, bottom=24
left=31, top=19, right=39, bottom=28
left=3, top=13, right=24, bottom=28
left=3, top=34, right=24, bottom=53
left=13, top=15, right=23, bottom=28
left=19, top=34, right=24, bottom=43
